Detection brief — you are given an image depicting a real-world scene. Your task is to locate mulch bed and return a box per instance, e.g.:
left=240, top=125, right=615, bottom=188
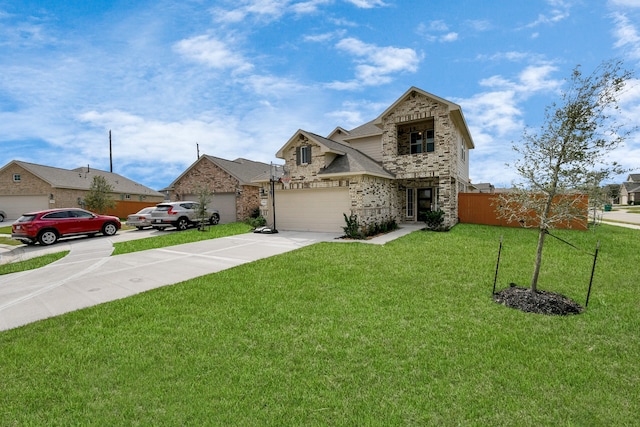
left=493, top=284, right=584, bottom=316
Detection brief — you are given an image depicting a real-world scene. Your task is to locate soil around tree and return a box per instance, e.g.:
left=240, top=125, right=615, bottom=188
left=493, top=284, right=583, bottom=316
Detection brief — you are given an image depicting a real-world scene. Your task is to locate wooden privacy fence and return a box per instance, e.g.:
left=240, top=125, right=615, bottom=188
left=458, top=193, right=588, bottom=230
left=104, top=200, right=160, bottom=219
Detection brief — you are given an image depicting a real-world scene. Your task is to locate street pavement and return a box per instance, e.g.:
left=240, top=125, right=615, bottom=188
left=600, top=208, right=640, bottom=229
left=0, top=224, right=423, bottom=331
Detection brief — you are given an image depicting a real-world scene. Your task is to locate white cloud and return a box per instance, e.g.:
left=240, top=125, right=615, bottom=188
left=343, top=0, right=387, bottom=8
left=441, top=32, right=459, bottom=42
left=211, top=0, right=341, bottom=23
left=304, top=30, right=347, bottom=43
left=609, top=0, right=640, bottom=6
left=291, top=0, right=332, bottom=14
left=612, top=12, right=640, bottom=59
left=417, top=20, right=459, bottom=42
left=524, top=0, right=572, bottom=29
left=329, top=37, right=420, bottom=88
left=173, top=35, right=254, bottom=73
left=242, top=75, right=308, bottom=97
left=518, top=64, right=562, bottom=92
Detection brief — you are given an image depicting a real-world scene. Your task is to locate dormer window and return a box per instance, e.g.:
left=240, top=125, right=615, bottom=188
left=297, top=145, right=312, bottom=165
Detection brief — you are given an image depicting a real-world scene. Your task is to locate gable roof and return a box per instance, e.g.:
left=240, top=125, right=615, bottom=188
left=275, top=130, right=394, bottom=180
left=627, top=173, right=640, bottom=182
left=167, top=155, right=272, bottom=189
left=2, top=160, right=163, bottom=196
left=622, top=181, right=640, bottom=193
left=327, top=121, right=382, bottom=142
left=372, top=86, right=475, bottom=149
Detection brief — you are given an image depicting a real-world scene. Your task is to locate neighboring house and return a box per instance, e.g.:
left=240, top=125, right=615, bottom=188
left=163, top=155, right=272, bottom=224
left=471, top=183, right=495, bottom=193
left=619, top=173, right=640, bottom=205
left=0, top=160, right=164, bottom=219
left=255, top=86, right=475, bottom=232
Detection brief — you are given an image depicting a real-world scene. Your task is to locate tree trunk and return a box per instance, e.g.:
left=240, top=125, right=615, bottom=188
left=530, top=227, right=546, bottom=292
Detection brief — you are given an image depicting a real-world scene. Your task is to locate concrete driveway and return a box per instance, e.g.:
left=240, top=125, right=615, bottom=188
left=601, top=207, right=640, bottom=228
left=0, top=224, right=422, bottom=332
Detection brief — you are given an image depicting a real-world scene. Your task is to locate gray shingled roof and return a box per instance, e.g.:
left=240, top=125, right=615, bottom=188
left=628, top=173, right=640, bottom=182
left=12, top=160, right=163, bottom=196
left=622, top=181, right=640, bottom=193
left=342, top=119, right=382, bottom=139
left=202, top=156, right=272, bottom=185
left=304, top=132, right=394, bottom=179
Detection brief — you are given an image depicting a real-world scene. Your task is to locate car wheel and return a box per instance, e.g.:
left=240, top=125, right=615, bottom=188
left=38, top=230, right=58, bottom=246
left=0, top=213, right=4, bottom=222
left=136, top=226, right=144, bottom=230
left=209, top=213, right=220, bottom=225
left=102, top=222, right=118, bottom=236
left=175, top=217, right=189, bottom=231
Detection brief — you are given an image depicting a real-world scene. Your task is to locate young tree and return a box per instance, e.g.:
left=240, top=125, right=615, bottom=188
left=496, top=60, right=634, bottom=292
left=83, top=175, right=115, bottom=214
left=196, top=186, right=214, bottom=231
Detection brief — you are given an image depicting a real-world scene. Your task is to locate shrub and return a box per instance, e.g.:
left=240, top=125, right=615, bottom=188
left=246, top=215, right=267, bottom=228
left=423, top=209, right=447, bottom=231
left=343, top=213, right=364, bottom=239
left=343, top=214, right=398, bottom=239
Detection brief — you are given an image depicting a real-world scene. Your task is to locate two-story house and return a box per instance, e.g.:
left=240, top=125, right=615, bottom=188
left=619, top=173, right=640, bottom=205
left=256, top=87, right=475, bottom=233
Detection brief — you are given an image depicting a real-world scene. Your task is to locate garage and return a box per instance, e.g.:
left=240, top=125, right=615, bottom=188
left=0, top=195, right=49, bottom=220
left=274, top=187, right=351, bottom=232
left=184, top=192, right=237, bottom=224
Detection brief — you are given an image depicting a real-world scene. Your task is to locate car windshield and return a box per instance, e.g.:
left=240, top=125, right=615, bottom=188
left=16, top=214, right=37, bottom=222
left=138, top=208, right=155, bottom=214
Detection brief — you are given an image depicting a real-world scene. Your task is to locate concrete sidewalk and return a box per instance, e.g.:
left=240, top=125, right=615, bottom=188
left=0, top=224, right=423, bottom=331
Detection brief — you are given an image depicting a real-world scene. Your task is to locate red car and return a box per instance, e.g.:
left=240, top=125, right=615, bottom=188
left=11, top=208, right=121, bottom=246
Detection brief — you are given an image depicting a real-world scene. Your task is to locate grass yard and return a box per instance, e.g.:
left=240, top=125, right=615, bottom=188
left=112, top=222, right=253, bottom=255
left=0, top=251, right=69, bottom=275
left=0, top=224, right=638, bottom=425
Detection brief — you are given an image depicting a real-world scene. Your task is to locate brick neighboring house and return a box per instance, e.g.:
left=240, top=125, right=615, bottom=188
left=620, top=174, right=640, bottom=205
left=255, top=86, right=474, bottom=232
left=163, top=156, right=272, bottom=224
left=0, top=160, right=164, bottom=220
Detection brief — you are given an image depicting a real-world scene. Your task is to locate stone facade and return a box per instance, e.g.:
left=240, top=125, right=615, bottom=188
left=378, top=91, right=463, bottom=226
left=264, top=88, right=472, bottom=230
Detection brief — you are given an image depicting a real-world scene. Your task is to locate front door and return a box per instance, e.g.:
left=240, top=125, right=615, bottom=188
left=417, top=188, right=432, bottom=222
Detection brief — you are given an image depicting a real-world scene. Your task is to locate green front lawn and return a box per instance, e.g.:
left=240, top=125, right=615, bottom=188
left=112, top=222, right=253, bottom=255
left=0, top=251, right=69, bottom=275
left=1, top=224, right=638, bottom=425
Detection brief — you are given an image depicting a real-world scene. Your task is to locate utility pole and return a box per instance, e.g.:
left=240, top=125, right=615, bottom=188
left=109, top=130, right=113, bottom=172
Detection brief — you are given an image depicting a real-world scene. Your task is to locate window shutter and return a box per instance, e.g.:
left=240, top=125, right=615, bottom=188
left=296, top=146, right=301, bottom=165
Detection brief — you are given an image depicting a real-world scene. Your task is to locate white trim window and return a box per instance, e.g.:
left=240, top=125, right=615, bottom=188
left=296, top=145, right=312, bottom=165
left=406, top=188, right=414, bottom=218
left=13, top=174, right=21, bottom=182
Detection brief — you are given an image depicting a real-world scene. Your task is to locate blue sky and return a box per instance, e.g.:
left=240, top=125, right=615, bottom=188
left=1, top=0, right=639, bottom=190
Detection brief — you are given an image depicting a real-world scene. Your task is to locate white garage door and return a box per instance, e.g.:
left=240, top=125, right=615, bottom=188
left=0, top=195, right=49, bottom=220
left=184, top=192, right=236, bottom=224
left=274, top=187, right=351, bottom=232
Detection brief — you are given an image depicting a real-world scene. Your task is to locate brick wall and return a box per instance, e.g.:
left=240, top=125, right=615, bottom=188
left=378, top=91, right=460, bottom=226
left=0, top=164, right=51, bottom=195
left=170, top=158, right=261, bottom=222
